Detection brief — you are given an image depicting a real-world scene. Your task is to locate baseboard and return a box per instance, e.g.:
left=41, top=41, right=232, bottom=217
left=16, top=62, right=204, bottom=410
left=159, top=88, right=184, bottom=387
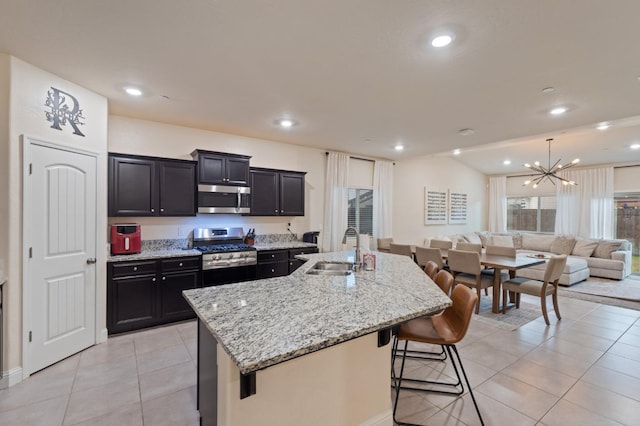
left=98, top=327, right=108, bottom=343
left=360, top=409, right=393, bottom=426
left=0, top=367, right=23, bottom=389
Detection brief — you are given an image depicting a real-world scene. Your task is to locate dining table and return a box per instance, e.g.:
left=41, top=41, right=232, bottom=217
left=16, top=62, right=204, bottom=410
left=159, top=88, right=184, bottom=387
left=440, top=250, right=546, bottom=313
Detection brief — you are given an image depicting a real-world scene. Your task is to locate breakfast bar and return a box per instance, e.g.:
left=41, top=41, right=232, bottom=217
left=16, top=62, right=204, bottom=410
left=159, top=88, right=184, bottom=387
left=183, top=251, right=451, bottom=426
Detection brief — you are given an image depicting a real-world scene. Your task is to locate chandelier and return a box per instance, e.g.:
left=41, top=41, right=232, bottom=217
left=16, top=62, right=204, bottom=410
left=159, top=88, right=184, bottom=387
left=523, top=138, right=579, bottom=187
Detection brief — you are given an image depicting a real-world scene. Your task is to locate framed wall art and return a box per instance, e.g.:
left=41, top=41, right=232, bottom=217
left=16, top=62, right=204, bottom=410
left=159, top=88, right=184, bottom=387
left=448, top=191, right=468, bottom=225
left=424, top=189, right=448, bottom=225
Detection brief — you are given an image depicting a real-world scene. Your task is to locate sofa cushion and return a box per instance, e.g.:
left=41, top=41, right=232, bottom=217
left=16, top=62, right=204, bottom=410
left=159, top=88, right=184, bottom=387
left=491, top=235, right=514, bottom=247
left=586, top=257, right=624, bottom=271
left=550, top=236, right=577, bottom=255
left=521, top=234, right=555, bottom=252
left=593, top=241, right=622, bottom=259
left=572, top=238, right=598, bottom=257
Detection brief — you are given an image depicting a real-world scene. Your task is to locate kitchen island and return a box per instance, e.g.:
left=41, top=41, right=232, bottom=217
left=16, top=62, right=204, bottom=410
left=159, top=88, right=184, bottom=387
left=183, top=251, right=451, bottom=426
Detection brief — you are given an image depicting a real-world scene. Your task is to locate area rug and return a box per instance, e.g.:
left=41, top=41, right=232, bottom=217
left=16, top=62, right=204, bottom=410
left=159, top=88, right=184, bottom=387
left=474, top=295, right=541, bottom=330
left=558, top=276, right=640, bottom=311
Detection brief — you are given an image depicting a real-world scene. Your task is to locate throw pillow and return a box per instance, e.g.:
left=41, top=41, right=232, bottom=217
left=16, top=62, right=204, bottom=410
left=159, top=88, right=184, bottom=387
left=550, top=236, right=577, bottom=255
left=593, top=241, right=622, bottom=259
left=572, top=238, right=598, bottom=257
left=491, top=235, right=514, bottom=247
left=512, top=233, right=523, bottom=249
left=463, top=232, right=482, bottom=245
left=522, top=234, right=555, bottom=252
left=477, top=231, right=491, bottom=248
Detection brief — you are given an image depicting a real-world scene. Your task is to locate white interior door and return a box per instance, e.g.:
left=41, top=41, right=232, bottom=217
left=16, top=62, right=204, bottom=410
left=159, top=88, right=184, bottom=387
left=24, top=139, right=97, bottom=375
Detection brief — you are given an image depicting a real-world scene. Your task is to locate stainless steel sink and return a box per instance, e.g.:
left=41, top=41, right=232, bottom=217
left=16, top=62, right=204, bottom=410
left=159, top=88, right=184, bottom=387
left=313, top=262, right=353, bottom=271
left=305, top=262, right=353, bottom=276
left=306, top=269, right=352, bottom=276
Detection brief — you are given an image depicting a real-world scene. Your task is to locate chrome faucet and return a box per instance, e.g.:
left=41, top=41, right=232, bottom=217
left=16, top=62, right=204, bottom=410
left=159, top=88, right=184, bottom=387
left=342, top=226, right=361, bottom=271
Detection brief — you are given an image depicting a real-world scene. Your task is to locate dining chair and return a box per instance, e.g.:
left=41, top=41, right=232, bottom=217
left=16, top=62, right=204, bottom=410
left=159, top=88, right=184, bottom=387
left=423, top=261, right=438, bottom=280
left=429, top=239, right=453, bottom=250
left=455, top=242, right=482, bottom=253
left=447, top=249, right=494, bottom=314
left=392, top=285, right=484, bottom=426
left=415, top=246, right=443, bottom=269
left=389, top=243, right=413, bottom=258
left=433, top=269, right=454, bottom=296
left=377, top=237, right=393, bottom=253
left=501, top=255, right=568, bottom=325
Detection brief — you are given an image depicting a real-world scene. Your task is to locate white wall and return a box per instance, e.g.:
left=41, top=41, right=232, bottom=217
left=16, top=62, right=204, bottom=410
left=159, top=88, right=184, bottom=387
left=393, top=155, right=488, bottom=245
left=0, top=54, right=10, bottom=379
left=614, top=166, right=640, bottom=193
left=2, top=56, right=108, bottom=380
left=107, top=116, right=326, bottom=241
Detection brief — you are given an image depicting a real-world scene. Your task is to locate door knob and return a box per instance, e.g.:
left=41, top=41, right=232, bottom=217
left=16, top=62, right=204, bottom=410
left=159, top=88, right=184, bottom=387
left=86, top=258, right=97, bottom=264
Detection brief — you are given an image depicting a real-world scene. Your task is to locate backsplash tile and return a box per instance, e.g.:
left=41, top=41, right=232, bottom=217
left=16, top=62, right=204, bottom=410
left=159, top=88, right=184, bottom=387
left=254, top=233, right=299, bottom=244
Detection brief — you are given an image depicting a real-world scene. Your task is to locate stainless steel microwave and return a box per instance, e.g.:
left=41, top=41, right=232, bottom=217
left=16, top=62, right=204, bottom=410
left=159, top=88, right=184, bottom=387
left=197, top=185, right=251, bottom=214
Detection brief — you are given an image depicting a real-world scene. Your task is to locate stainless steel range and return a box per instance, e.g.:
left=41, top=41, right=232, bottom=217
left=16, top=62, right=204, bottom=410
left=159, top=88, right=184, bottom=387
left=193, top=227, right=257, bottom=286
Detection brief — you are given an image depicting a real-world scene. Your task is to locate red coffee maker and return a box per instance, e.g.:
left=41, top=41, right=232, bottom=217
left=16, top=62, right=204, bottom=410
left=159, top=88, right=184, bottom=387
left=110, top=224, right=141, bottom=255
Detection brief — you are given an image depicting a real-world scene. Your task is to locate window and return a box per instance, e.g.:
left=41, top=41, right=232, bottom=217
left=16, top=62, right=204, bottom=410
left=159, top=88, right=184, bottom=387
left=507, top=196, right=556, bottom=233
left=348, top=188, right=373, bottom=235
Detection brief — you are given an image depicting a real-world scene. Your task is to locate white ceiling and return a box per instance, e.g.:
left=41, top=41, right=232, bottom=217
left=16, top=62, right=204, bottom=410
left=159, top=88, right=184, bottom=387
left=2, top=0, right=640, bottom=173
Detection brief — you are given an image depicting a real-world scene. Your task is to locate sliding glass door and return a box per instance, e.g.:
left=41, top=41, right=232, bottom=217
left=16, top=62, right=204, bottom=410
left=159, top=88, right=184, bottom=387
left=614, top=192, right=640, bottom=275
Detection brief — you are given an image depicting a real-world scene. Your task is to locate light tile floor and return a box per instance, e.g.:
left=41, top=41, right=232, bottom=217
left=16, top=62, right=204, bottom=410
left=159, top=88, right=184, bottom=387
left=0, top=295, right=638, bottom=425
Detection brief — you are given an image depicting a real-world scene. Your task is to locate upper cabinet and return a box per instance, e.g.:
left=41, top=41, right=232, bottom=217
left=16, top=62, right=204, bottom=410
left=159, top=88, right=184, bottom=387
left=191, top=150, right=251, bottom=186
left=249, top=168, right=306, bottom=216
left=108, top=153, right=197, bottom=217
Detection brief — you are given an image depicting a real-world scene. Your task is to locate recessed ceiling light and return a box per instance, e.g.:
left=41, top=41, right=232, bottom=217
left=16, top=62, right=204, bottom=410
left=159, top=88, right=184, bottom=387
left=549, top=106, right=567, bottom=115
left=124, top=87, right=143, bottom=96
left=596, top=122, right=611, bottom=130
left=394, top=144, right=404, bottom=151
left=452, top=149, right=461, bottom=155
left=431, top=34, right=453, bottom=48
left=275, top=118, right=297, bottom=128
left=458, top=128, right=475, bottom=136
left=631, top=143, right=640, bottom=150
left=503, top=160, right=511, bottom=165
left=542, top=87, right=555, bottom=93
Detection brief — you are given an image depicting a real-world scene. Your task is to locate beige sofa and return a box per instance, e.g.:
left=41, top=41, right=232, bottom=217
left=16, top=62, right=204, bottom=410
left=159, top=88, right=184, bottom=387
left=424, top=232, right=632, bottom=286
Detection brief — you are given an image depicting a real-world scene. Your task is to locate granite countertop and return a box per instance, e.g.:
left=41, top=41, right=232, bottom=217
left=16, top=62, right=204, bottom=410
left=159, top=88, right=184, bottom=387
left=253, top=242, right=318, bottom=251
left=107, top=248, right=201, bottom=262
left=183, top=251, right=451, bottom=375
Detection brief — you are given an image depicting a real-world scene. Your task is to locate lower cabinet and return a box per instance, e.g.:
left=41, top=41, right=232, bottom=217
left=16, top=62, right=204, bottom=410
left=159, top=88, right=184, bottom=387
left=256, top=250, right=289, bottom=279
left=107, top=256, right=201, bottom=334
left=289, top=247, right=319, bottom=273
left=257, top=247, right=320, bottom=278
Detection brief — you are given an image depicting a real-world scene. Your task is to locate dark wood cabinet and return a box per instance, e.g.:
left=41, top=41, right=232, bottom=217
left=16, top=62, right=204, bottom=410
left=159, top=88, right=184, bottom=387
left=256, top=249, right=289, bottom=279
left=107, top=256, right=201, bottom=334
left=109, top=153, right=196, bottom=217
left=288, top=247, right=319, bottom=273
left=249, top=168, right=306, bottom=216
left=191, top=150, right=251, bottom=186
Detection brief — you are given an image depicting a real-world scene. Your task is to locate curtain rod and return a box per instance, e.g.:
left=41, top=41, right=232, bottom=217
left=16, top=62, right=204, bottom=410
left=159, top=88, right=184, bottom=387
left=325, top=151, right=395, bottom=165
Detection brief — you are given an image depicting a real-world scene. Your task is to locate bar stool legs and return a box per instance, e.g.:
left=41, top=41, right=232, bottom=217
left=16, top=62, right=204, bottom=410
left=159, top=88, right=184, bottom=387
left=392, top=340, right=485, bottom=426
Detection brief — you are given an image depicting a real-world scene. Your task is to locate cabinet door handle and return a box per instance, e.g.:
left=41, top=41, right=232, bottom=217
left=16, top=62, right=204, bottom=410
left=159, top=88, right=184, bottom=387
left=152, top=277, right=156, bottom=282
left=271, top=268, right=275, bottom=273
left=274, top=209, right=278, bottom=213
left=162, top=276, right=166, bottom=281
left=86, top=258, right=96, bottom=264
left=179, top=262, right=183, bottom=266
left=133, top=266, right=138, bottom=271
left=160, top=208, right=164, bottom=212
left=151, top=208, right=155, bottom=213
left=271, top=254, right=275, bottom=258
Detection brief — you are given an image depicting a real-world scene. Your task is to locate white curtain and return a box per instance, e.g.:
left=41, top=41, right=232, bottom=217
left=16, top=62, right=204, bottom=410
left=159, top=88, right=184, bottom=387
left=488, top=176, right=507, bottom=232
left=321, top=152, right=350, bottom=251
left=373, top=160, right=393, bottom=248
left=555, top=166, right=614, bottom=238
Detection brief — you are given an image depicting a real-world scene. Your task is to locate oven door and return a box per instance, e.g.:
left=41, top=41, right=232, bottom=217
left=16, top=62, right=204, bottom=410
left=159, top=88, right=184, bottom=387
left=197, top=185, right=251, bottom=214
left=202, top=264, right=257, bottom=287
